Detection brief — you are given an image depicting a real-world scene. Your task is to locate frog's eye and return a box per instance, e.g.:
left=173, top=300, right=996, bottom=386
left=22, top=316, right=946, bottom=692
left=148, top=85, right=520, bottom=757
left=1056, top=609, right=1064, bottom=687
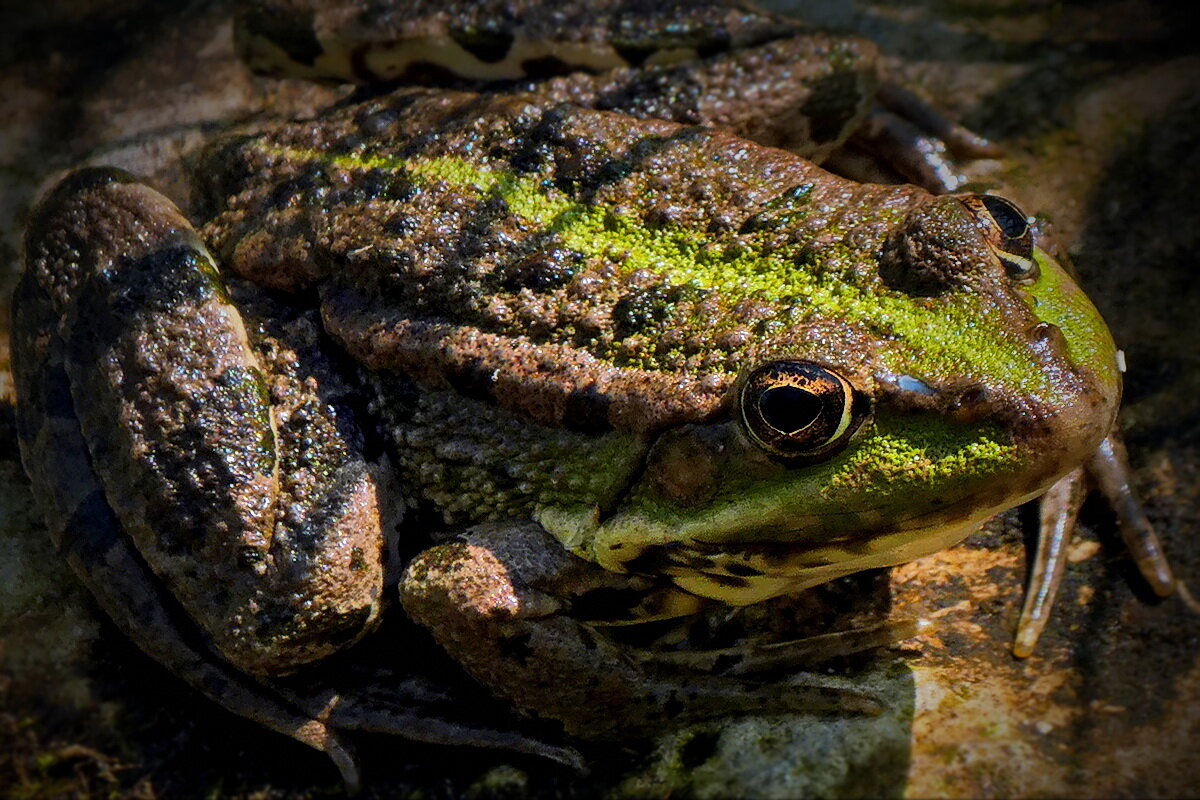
left=739, top=361, right=867, bottom=460
left=961, top=194, right=1039, bottom=281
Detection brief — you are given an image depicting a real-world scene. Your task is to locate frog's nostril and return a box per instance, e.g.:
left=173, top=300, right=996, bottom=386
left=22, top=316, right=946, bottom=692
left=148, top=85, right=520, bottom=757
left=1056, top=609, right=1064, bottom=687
left=1029, top=322, right=1070, bottom=357
left=949, top=384, right=994, bottom=423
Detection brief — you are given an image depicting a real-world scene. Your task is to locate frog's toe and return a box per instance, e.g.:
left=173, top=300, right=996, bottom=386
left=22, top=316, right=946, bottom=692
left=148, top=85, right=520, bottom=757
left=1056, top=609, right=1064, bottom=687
left=1017, top=432, right=1180, bottom=658
left=877, top=82, right=1004, bottom=161
left=639, top=618, right=924, bottom=675
left=835, top=82, right=1002, bottom=193
left=322, top=694, right=585, bottom=769
left=1015, top=467, right=1084, bottom=657
left=850, top=108, right=965, bottom=193
left=1087, top=434, right=1176, bottom=597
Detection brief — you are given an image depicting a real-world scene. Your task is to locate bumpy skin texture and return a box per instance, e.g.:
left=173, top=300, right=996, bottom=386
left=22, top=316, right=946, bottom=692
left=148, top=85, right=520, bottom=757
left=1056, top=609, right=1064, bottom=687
left=239, top=0, right=876, bottom=162
left=185, top=87, right=1121, bottom=610
left=11, top=0, right=1124, bottom=780
left=19, top=170, right=392, bottom=675
left=204, top=90, right=1099, bottom=430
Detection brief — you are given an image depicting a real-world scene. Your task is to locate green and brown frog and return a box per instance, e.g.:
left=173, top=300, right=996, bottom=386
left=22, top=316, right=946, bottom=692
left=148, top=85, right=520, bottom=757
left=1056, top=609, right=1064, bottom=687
left=10, top=0, right=1176, bottom=787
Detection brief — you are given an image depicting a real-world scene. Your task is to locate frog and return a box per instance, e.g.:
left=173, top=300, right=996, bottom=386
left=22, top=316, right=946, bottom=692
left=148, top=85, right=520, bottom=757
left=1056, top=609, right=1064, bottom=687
left=10, top=0, right=1176, bottom=789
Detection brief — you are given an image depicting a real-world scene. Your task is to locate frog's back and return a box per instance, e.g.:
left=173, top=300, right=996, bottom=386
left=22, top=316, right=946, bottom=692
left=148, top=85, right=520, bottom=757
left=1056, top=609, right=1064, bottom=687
left=201, top=89, right=937, bottom=432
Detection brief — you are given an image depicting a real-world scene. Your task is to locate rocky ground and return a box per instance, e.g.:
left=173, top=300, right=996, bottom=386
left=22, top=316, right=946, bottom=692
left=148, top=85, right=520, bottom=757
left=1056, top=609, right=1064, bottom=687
left=1, top=0, right=1197, bottom=797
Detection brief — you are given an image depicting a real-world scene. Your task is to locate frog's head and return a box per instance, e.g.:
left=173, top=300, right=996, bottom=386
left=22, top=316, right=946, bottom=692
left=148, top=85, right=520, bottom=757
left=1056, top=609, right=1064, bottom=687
left=555, top=193, right=1120, bottom=604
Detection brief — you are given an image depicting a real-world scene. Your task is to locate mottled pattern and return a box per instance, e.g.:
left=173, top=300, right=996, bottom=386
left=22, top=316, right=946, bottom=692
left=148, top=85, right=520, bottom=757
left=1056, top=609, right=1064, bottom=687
left=18, top=170, right=390, bottom=675
left=201, top=89, right=1096, bottom=439
left=238, top=0, right=798, bottom=80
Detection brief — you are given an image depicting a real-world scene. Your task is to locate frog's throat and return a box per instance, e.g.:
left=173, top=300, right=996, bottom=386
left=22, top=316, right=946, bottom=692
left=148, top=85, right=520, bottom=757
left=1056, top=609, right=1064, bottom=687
left=661, top=508, right=1011, bottom=606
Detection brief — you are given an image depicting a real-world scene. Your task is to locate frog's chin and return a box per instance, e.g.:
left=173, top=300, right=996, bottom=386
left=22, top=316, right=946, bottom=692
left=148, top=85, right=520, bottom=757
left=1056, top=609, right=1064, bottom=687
left=666, top=484, right=1055, bottom=607
left=666, top=515, right=984, bottom=606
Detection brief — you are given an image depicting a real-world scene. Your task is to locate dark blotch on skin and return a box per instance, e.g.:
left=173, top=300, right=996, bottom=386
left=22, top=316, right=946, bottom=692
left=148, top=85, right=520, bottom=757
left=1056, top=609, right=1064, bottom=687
left=723, top=561, right=765, bottom=577
left=60, top=490, right=123, bottom=563
left=449, top=27, right=514, bottom=64
left=36, top=353, right=78, bottom=421
left=570, top=586, right=656, bottom=622
left=499, top=246, right=579, bottom=293
left=801, top=71, right=863, bottom=144
left=622, top=545, right=677, bottom=576
left=612, top=284, right=678, bottom=338
left=497, top=632, right=536, bottom=666
left=711, top=653, right=743, bottom=675
left=562, top=386, right=614, bottom=433
left=240, top=6, right=324, bottom=67
left=393, top=60, right=463, bottom=86
left=68, top=247, right=217, bottom=359
left=705, top=573, right=750, bottom=589
left=613, top=43, right=656, bottom=67
left=696, top=37, right=732, bottom=60
left=443, top=357, right=499, bottom=402
left=521, top=56, right=577, bottom=79
left=680, top=730, right=722, bottom=768
left=315, top=166, right=417, bottom=206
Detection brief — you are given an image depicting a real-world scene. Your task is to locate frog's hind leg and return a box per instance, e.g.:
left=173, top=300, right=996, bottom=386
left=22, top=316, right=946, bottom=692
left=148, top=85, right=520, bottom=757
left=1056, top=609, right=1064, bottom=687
left=1014, top=466, right=1086, bottom=658
left=831, top=83, right=1004, bottom=194
left=11, top=269, right=362, bottom=788
left=17, top=167, right=393, bottom=677
left=400, top=520, right=889, bottom=740
left=1087, top=434, right=1175, bottom=597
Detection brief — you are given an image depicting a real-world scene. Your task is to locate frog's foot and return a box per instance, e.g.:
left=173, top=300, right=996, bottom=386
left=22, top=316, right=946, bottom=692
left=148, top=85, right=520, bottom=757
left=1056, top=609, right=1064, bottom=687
left=834, top=83, right=1003, bottom=194
left=271, top=667, right=584, bottom=770
left=11, top=274, right=362, bottom=789
left=400, top=520, right=888, bottom=739
left=1015, top=433, right=1177, bottom=657
left=637, top=618, right=924, bottom=676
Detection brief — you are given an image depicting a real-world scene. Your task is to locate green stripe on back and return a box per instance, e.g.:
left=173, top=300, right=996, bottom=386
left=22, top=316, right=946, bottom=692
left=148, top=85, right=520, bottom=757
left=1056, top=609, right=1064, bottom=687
left=269, top=144, right=1066, bottom=401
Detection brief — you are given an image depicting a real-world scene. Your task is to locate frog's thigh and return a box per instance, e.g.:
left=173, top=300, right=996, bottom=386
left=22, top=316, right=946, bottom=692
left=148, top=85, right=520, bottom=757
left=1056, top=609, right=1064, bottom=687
left=21, top=168, right=391, bottom=676
left=11, top=271, right=361, bottom=785
left=547, top=33, right=877, bottom=162
left=401, top=521, right=873, bottom=737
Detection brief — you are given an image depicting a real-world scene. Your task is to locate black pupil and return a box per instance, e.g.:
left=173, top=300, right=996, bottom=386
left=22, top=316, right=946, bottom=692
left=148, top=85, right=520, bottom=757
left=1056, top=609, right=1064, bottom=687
left=980, top=195, right=1028, bottom=239
left=758, top=386, right=822, bottom=434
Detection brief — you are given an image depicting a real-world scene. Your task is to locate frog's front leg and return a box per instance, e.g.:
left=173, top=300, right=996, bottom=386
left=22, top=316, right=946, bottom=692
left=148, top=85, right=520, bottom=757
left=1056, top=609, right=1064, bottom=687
left=1015, top=434, right=1180, bottom=656
left=401, top=520, right=884, bottom=738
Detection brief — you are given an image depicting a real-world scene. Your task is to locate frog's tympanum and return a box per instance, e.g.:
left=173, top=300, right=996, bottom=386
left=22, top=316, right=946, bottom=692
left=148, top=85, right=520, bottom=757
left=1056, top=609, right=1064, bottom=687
left=11, top=0, right=1175, bottom=787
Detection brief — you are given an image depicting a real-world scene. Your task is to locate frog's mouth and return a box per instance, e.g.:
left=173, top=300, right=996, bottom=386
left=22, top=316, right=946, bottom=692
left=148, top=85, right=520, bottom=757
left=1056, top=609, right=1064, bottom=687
left=607, top=486, right=1039, bottom=606
left=570, top=381, right=1116, bottom=607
